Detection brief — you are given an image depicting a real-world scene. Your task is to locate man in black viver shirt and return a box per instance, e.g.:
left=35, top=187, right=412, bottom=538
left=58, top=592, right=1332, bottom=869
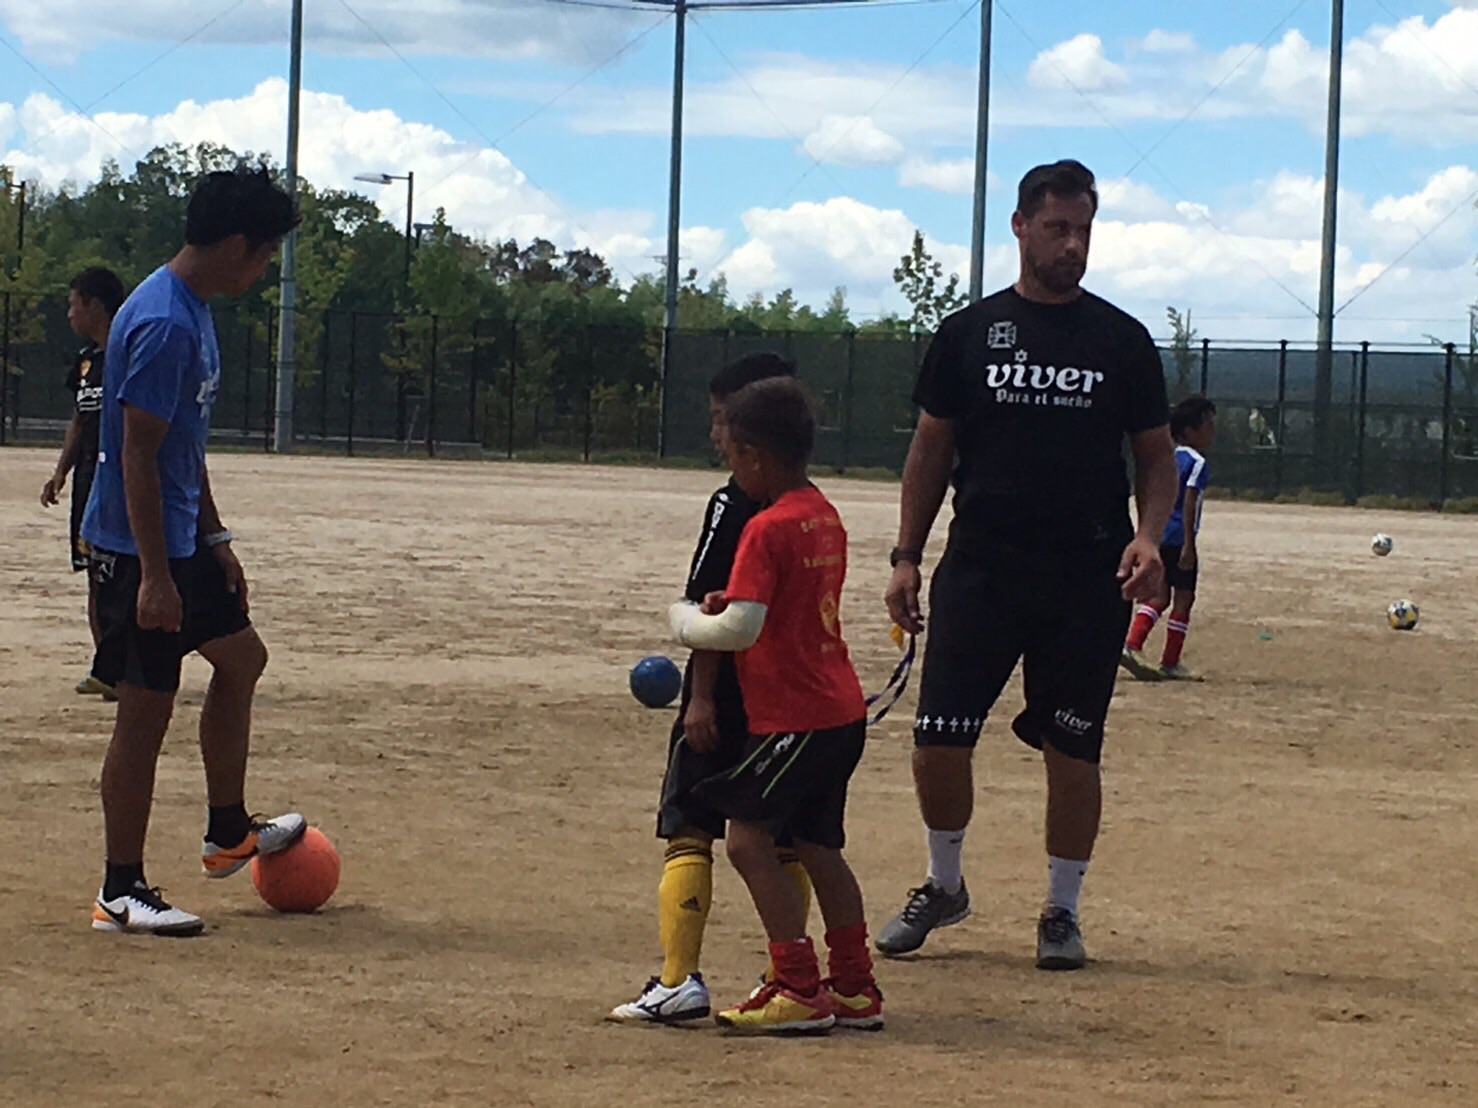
left=876, top=160, right=1178, bottom=969
left=40, top=267, right=127, bottom=698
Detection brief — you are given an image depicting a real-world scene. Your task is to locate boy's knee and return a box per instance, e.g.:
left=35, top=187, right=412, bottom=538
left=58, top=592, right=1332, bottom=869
left=725, top=827, right=774, bottom=875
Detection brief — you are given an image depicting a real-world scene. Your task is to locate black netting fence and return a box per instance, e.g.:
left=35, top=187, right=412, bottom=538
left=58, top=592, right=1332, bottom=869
left=2, top=293, right=1472, bottom=503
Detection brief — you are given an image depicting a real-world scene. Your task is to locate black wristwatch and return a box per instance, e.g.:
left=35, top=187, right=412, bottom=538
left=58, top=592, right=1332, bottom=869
left=889, top=547, right=923, bottom=568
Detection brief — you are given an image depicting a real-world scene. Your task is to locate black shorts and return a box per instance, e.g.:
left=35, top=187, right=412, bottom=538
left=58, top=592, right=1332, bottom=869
left=1161, top=544, right=1199, bottom=592
left=69, top=466, right=95, bottom=573
left=90, top=545, right=253, bottom=695
left=914, top=543, right=1131, bottom=764
left=656, top=658, right=752, bottom=841
left=690, top=721, right=866, bottom=850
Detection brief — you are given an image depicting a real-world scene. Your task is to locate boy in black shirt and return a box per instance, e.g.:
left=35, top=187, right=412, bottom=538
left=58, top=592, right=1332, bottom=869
left=40, top=267, right=128, bottom=698
left=608, top=352, right=812, bottom=1025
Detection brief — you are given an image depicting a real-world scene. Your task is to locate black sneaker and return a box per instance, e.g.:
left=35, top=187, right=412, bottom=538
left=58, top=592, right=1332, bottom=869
left=1036, top=907, right=1086, bottom=970
left=874, top=881, right=971, bottom=956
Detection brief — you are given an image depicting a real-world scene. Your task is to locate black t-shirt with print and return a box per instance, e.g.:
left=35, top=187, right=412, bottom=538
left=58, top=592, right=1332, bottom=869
left=913, top=287, right=1169, bottom=553
left=65, top=344, right=106, bottom=475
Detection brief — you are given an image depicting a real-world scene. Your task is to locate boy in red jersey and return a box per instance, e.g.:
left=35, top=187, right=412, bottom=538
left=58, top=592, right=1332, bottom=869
left=669, top=377, right=881, bottom=1035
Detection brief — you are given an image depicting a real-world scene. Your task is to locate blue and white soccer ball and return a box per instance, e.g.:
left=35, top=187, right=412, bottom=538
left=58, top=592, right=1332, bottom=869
left=630, top=655, right=683, bottom=708
left=1387, top=599, right=1419, bottom=631
left=1371, top=533, right=1394, bottom=557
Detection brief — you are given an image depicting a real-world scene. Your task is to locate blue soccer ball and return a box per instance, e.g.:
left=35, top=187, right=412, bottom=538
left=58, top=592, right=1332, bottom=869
left=630, top=655, right=683, bottom=708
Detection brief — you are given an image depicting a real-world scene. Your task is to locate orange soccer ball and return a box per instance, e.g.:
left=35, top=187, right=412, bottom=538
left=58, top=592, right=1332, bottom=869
left=252, top=827, right=341, bottom=913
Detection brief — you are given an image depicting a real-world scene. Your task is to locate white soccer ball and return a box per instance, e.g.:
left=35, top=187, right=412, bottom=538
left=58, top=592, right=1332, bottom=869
left=1387, top=599, right=1419, bottom=631
left=1371, top=533, right=1394, bottom=557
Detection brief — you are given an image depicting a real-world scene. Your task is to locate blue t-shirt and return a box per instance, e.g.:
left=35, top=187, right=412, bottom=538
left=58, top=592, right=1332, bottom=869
left=81, top=267, right=222, bottom=560
left=1161, top=445, right=1209, bottom=548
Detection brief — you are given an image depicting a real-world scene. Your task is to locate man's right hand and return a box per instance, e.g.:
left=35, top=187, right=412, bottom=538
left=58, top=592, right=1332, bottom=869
left=137, top=572, right=183, bottom=633
left=683, top=696, right=720, bottom=754
left=40, top=473, right=65, bottom=507
left=885, top=562, right=925, bottom=635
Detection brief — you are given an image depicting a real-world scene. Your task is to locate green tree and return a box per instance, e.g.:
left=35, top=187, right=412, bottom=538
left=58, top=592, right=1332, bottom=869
left=893, top=230, right=965, bottom=333
left=1166, top=306, right=1199, bottom=400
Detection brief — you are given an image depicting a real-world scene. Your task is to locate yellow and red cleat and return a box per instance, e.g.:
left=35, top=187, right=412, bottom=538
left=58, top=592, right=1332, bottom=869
left=715, top=980, right=835, bottom=1034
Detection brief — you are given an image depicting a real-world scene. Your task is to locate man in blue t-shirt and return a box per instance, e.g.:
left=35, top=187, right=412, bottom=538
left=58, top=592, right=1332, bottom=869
left=82, top=167, right=304, bottom=937
left=1122, top=395, right=1218, bottom=681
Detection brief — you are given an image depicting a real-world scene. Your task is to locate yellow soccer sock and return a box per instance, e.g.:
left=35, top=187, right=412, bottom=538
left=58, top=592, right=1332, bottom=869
left=659, top=838, right=713, bottom=988
left=763, top=849, right=815, bottom=982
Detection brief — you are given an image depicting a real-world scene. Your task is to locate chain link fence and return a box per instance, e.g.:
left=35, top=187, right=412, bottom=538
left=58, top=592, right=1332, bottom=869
left=2, top=293, right=1472, bottom=503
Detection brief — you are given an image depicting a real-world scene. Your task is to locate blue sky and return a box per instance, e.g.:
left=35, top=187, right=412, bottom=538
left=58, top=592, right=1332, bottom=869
left=1, top=0, right=1476, bottom=341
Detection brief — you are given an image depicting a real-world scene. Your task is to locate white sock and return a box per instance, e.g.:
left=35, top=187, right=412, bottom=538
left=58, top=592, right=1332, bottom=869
left=926, top=829, right=966, bottom=894
left=1047, top=856, right=1088, bottom=917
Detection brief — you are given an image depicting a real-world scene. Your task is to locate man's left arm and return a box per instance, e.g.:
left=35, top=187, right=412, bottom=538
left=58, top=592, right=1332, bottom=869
left=200, top=463, right=248, bottom=612
left=1118, top=327, right=1177, bottom=600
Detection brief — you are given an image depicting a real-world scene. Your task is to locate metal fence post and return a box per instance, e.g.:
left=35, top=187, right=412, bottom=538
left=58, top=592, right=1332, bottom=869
left=320, top=310, right=331, bottom=445
left=842, top=329, right=856, bottom=472
left=506, top=321, right=517, bottom=460
left=1, top=291, right=11, bottom=444
left=1199, top=337, right=1210, bottom=395
left=1275, top=340, right=1288, bottom=495
left=426, top=315, right=438, bottom=458
left=265, top=307, right=278, bottom=452
left=243, top=318, right=253, bottom=441
left=468, top=320, right=480, bottom=445
left=1355, top=341, right=1369, bottom=500
left=584, top=384, right=593, bottom=463
left=347, top=312, right=358, bottom=457
left=1441, top=343, right=1456, bottom=505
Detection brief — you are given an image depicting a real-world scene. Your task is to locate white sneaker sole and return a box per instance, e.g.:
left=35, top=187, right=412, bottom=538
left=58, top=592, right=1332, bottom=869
left=92, top=916, right=205, bottom=938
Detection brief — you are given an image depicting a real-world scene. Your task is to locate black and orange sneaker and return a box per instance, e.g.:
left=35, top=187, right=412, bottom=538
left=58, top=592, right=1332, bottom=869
left=202, top=812, right=307, bottom=878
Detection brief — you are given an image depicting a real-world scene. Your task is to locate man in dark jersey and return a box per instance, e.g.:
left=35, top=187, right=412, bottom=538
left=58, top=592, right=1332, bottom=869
left=876, top=160, right=1178, bottom=969
left=609, top=352, right=812, bottom=1025
left=41, top=267, right=128, bottom=698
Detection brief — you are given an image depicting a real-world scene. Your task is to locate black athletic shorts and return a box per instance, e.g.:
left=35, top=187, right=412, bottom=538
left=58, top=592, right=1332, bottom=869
left=89, top=544, right=252, bottom=695
left=1161, top=544, right=1199, bottom=592
left=914, top=541, right=1131, bottom=764
left=656, top=658, right=752, bottom=841
left=69, top=465, right=95, bottom=573
left=690, top=721, right=866, bottom=850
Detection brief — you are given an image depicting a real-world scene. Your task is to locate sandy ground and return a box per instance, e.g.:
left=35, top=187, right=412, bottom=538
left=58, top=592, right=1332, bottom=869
left=1, top=447, right=1476, bottom=1106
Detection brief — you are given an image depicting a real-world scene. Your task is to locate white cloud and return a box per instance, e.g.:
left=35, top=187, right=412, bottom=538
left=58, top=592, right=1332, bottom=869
left=1027, top=34, right=1129, bottom=91
left=704, top=169, right=1478, bottom=341
left=554, top=9, right=1478, bottom=147
left=0, top=79, right=666, bottom=280
left=1139, top=30, right=1196, bottom=54
left=4, top=80, right=1474, bottom=344
left=0, top=0, right=645, bottom=65
left=800, top=115, right=904, bottom=168
left=898, top=157, right=975, bottom=196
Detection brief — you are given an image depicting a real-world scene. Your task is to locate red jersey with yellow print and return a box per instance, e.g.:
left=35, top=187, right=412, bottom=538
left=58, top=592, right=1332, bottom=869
left=724, top=484, right=866, bottom=734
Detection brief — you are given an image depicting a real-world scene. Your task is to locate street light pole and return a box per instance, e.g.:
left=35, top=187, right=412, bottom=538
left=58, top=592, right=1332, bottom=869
left=273, top=0, right=304, bottom=454
left=403, top=172, right=415, bottom=290
left=1, top=174, right=25, bottom=446
left=968, top=0, right=993, bottom=303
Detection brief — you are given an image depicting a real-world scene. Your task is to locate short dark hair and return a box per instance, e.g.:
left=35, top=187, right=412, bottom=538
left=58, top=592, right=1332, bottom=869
left=69, top=267, right=126, bottom=317
left=724, top=377, right=815, bottom=470
left=709, top=351, right=795, bottom=399
left=1171, top=394, right=1217, bottom=440
left=185, top=166, right=300, bottom=250
left=1017, top=159, right=1099, bottom=219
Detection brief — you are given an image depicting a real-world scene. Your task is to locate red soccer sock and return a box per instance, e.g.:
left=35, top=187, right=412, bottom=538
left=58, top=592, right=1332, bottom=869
left=1162, top=614, right=1190, bottom=668
left=768, top=937, right=822, bottom=996
left=1126, top=604, right=1163, bottom=651
left=824, top=923, right=876, bottom=996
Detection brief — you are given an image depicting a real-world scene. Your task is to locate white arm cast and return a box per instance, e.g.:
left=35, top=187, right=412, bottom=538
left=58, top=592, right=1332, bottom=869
left=668, top=600, right=768, bottom=652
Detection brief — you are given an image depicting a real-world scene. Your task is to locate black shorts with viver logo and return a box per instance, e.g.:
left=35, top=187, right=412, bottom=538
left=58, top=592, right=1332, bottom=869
left=914, top=540, right=1131, bottom=764
left=690, top=721, right=866, bottom=850
left=89, top=544, right=252, bottom=695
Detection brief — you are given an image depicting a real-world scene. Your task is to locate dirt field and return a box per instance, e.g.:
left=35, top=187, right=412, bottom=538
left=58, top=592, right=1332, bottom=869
left=2, top=447, right=1475, bottom=1106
